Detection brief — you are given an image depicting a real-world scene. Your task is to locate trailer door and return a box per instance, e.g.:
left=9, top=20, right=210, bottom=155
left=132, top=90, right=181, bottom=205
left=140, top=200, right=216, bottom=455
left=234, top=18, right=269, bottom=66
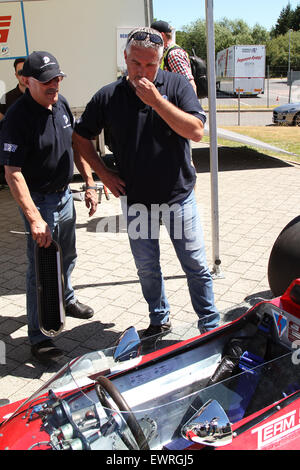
left=234, top=46, right=265, bottom=95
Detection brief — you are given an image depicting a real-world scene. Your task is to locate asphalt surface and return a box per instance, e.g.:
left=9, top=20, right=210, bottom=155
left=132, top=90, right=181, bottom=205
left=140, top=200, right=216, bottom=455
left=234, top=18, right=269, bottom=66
left=216, top=110, right=273, bottom=127
left=203, top=78, right=299, bottom=127
left=203, top=77, right=298, bottom=109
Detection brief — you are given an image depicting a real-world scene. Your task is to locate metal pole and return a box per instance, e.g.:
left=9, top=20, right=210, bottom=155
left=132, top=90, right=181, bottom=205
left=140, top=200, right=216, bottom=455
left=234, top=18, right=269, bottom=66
left=267, top=65, right=270, bottom=108
left=238, top=88, right=241, bottom=126
left=20, top=0, right=29, bottom=56
left=289, top=70, right=292, bottom=104
left=288, top=29, right=292, bottom=76
left=144, top=0, right=153, bottom=26
left=288, top=29, right=292, bottom=103
left=205, top=0, right=223, bottom=278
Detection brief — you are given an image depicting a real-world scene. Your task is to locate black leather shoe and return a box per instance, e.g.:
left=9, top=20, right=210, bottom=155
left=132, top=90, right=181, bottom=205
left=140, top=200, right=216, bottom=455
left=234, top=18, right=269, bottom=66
left=199, top=325, right=208, bottom=335
left=141, top=320, right=172, bottom=339
left=31, top=340, right=63, bottom=363
left=66, top=300, right=94, bottom=319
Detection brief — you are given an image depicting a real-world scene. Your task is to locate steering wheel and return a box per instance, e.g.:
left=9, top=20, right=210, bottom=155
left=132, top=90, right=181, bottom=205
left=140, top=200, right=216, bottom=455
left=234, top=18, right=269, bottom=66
left=95, top=375, right=149, bottom=450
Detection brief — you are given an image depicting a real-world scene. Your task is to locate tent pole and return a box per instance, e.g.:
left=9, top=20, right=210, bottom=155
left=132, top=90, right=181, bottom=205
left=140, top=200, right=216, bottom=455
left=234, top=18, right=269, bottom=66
left=205, top=0, right=223, bottom=278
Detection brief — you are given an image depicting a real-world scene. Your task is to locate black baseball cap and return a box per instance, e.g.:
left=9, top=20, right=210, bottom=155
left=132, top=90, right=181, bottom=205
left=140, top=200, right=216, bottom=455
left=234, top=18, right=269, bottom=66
left=150, top=20, right=172, bottom=33
left=21, top=51, right=66, bottom=82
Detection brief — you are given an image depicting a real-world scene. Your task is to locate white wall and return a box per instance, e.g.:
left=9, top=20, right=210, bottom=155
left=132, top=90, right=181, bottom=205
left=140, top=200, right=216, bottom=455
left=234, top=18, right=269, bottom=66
left=0, top=0, right=148, bottom=108
left=0, top=1, right=28, bottom=100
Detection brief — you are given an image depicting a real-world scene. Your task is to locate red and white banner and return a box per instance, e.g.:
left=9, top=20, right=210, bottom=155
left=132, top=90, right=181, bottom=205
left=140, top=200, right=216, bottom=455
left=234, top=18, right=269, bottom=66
left=0, top=2, right=27, bottom=59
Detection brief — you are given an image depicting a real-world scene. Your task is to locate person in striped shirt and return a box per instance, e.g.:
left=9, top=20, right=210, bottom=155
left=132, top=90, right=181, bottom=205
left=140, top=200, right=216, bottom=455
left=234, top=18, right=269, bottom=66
left=151, top=20, right=197, bottom=95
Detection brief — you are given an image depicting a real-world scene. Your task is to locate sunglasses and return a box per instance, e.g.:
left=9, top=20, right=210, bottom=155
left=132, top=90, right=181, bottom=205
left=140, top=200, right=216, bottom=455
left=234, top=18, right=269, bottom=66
left=128, top=31, right=163, bottom=45
left=32, top=76, right=63, bottom=86
left=17, top=70, right=23, bottom=76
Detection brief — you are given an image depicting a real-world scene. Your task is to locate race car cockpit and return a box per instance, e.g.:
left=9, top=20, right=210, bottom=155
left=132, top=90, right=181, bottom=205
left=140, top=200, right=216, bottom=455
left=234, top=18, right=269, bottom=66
left=1, top=281, right=300, bottom=451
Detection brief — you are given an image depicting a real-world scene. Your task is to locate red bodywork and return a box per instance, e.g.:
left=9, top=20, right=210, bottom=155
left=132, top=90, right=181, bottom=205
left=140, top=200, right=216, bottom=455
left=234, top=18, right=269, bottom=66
left=1, top=279, right=300, bottom=451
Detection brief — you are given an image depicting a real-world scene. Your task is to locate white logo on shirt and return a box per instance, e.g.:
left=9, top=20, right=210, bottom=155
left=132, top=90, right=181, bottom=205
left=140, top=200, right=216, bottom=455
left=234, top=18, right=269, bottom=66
left=4, top=143, right=18, bottom=152
left=63, top=114, right=71, bottom=129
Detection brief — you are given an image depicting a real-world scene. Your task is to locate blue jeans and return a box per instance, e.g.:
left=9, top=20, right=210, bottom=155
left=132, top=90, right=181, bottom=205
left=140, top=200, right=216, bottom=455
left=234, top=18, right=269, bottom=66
left=121, top=191, right=219, bottom=331
left=20, top=187, right=77, bottom=345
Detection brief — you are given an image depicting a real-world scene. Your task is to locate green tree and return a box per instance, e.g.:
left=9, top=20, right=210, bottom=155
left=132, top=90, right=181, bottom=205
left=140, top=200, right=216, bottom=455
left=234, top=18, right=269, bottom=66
left=172, top=9, right=300, bottom=78
left=252, top=24, right=271, bottom=44
left=214, top=23, right=235, bottom=52
left=180, top=19, right=207, bottom=58
left=291, top=5, right=300, bottom=31
left=266, top=30, right=300, bottom=75
left=271, top=2, right=294, bottom=37
left=218, top=18, right=250, bottom=37
left=175, top=18, right=269, bottom=61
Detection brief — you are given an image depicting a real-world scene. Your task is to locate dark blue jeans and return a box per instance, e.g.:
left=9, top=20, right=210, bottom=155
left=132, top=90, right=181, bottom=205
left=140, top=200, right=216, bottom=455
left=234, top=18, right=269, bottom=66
left=121, top=191, right=220, bottom=331
left=21, top=187, right=77, bottom=345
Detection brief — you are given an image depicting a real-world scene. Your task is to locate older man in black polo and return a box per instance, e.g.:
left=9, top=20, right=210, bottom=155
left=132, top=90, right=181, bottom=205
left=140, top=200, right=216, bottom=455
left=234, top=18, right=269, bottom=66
left=0, top=51, right=97, bottom=363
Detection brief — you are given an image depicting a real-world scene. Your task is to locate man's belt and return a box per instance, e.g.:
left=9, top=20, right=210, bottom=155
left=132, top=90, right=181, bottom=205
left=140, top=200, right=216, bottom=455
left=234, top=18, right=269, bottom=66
left=51, top=185, right=69, bottom=194
left=38, top=185, right=69, bottom=195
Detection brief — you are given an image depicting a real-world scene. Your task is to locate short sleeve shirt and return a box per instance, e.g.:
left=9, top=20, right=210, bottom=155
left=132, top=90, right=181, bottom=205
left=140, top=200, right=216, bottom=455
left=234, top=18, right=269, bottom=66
left=75, top=69, right=206, bottom=205
left=166, top=47, right=194, bottom=82
left=0, top=90, right=74, bottom=193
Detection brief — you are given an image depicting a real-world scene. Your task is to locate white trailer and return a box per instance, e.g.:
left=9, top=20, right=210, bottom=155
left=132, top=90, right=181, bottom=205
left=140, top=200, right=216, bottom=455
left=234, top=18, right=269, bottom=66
left=0, top=0, right=153, bottom=111
left=216, top=45, right=266, bottom=96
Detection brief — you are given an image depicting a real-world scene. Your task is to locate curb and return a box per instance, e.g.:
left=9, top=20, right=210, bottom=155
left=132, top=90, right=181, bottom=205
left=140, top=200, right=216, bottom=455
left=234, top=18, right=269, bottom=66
left=205, top=108, right=275, bottom=113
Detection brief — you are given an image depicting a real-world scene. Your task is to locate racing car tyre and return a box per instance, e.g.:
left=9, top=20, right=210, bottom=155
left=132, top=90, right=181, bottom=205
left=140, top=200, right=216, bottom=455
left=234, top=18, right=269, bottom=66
left=268, top=215, right=300, bottom=296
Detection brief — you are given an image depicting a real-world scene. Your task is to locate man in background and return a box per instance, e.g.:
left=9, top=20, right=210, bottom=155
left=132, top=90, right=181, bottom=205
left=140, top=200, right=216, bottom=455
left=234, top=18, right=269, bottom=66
left=0, top=58, right=26, bottom=184
left=151, top=20, right=197, bottom=95
left=0, top=58, right=26, bottom=120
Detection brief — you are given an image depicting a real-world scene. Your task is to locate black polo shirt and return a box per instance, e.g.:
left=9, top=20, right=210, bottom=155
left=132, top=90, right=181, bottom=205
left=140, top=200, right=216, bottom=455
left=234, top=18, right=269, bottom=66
left=0, top=89, right=74, bottom=193
left=0, top=85, right=23, bottom=115
left=75, top=69, right=206, bottom=205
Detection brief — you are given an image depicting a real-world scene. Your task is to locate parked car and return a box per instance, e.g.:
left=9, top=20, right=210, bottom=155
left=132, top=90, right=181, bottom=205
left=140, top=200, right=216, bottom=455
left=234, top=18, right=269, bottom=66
left=273, top=102, right=300, bottom=126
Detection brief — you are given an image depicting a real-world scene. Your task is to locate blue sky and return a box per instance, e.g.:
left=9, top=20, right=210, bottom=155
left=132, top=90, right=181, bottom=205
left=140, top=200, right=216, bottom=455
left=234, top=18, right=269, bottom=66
left=152, top=0, right=300, bottom=31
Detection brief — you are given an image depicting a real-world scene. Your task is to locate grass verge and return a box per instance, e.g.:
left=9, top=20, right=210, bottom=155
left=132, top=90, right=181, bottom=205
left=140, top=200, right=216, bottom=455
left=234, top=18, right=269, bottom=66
left=202, top=126, right=300, bottom=163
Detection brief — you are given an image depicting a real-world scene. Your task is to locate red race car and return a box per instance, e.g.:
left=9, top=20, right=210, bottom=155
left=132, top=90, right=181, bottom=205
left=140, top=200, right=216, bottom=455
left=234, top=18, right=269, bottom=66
left=1, top=279, right=300, bottom=451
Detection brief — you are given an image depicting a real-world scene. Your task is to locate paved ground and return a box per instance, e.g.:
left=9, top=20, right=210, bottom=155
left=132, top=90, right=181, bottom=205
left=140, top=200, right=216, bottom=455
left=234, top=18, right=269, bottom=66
left=1, top=142, right=300, bottom=405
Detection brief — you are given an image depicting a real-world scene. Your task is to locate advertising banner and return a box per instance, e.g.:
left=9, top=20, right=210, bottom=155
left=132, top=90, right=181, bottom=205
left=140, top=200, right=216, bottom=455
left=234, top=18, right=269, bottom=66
left=117, top=27, right=133, bottom=76
left=0, top=1, right=28, bottom=61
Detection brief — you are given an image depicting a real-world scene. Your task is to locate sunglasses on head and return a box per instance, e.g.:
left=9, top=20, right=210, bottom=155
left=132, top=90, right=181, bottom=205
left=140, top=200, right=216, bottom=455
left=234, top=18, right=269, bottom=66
left=128, top=31, right=163, bottom=45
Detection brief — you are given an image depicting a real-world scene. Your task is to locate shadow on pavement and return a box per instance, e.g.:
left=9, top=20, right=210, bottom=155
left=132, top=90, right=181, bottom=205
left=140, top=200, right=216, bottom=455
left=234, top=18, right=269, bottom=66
left=192, top=146, right=292, bottom=173
left=0, top=319, right=119, bottom=382
left=221, top=289, right=274, bottom=324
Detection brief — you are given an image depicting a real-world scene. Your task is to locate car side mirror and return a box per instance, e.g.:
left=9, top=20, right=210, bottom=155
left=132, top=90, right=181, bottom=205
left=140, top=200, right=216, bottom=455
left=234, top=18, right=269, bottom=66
left=113, top=326, right=141, bottom=362
left=181, top=399, right=232, bottom=447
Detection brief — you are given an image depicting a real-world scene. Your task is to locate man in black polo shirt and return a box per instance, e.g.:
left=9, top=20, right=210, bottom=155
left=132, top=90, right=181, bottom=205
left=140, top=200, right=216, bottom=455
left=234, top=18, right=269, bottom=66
left=73, top=28, right=219, bottom=337
left=0, top=51, right=97, bottom=363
